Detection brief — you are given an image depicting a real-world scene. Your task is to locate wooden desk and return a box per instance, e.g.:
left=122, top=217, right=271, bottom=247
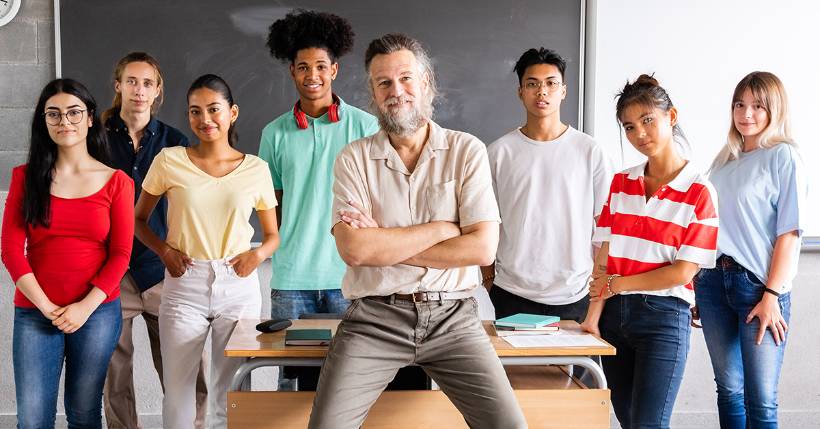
left=225, top=319, right=614, bottom=428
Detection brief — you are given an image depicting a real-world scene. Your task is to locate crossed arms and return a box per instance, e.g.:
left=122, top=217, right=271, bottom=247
left=332, top=201, right=498, bottom=269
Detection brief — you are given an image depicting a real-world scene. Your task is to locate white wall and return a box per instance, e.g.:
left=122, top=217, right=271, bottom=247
left=587, top=1, right=820, bottom=426
left=588, top=0, right=820, bottom=236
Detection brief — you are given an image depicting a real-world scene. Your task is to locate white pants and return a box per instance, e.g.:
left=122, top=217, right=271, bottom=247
left=159, top=258, right=261, bottom=429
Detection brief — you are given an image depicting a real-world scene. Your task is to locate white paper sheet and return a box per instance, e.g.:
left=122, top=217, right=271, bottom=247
left=502, top=332, right=608, bottom=348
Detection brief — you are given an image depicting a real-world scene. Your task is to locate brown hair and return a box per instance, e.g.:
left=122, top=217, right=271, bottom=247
left=101, top=52, right=164, bottom=123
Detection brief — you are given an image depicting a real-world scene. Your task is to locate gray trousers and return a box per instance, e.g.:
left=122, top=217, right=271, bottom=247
left=308, top=296, right=527, bottom=429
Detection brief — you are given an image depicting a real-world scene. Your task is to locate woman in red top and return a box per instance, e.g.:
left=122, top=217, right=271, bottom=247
left=1, top=78, right=134, bottom=429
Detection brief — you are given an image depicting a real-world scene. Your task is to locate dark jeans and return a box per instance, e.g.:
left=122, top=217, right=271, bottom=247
left=695, top=257, right=791, bottom=429
left=600, top=294, right=691, bottom=429
left=13, top=299, right=122, bottom=429
left=489, top=284, right=590, bottom=322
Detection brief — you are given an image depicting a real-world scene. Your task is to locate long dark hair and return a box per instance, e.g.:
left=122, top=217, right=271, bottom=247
left=187, top=74, right=238, bottom=147
left=24, top=78, right=110, bottom=227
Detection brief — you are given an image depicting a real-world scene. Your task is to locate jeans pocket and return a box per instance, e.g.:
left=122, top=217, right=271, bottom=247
left=743, top=269, right=765, bottom=287
left=642, top=295, right=681, bottom=314
left=165, top=267, right=190, bottom=279
left=341, top=298, right=362, bottom=320
left=228, top=265, right=244, bottom=278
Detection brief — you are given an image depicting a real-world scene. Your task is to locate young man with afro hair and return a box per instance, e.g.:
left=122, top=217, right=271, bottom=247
left=258, top=9, right=378, bottom=390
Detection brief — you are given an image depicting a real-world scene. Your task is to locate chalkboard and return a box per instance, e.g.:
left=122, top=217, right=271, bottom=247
left=59, top=0, right=584, bottom=241
left=59, top=0, right=584, bottom=150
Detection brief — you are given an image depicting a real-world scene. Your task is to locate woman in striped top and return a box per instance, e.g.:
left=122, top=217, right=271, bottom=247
left=580, top=75, right=719, bottom=428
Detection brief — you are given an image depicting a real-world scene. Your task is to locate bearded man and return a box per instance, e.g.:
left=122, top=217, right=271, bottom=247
left=306, top=33, right=527, bottom=429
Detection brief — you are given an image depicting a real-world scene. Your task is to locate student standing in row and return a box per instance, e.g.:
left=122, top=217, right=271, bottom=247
left=1, top=79, right=134, bottom=428
left=581, top=75, right=719, bottom=428
left=102, top=51, right=208, bottom=429
left=260, top=9, right=378, bottom=390
left=135, top=74, right=280, bottom=428
left=484, top=48, right=613, bottom=322
left=696, top=71, right=805, bottom=429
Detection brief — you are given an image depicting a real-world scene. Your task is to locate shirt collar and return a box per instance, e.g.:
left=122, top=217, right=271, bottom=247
left=293, top=93, right=342, bottom=128
left=368, top=120, right=449, bottom=160
left=626, top=160, right=698, bottom=192
left=106, top=110, right=159, bottom=137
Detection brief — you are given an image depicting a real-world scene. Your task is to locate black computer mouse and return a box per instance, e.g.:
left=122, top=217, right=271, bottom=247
left=256, top=319, right=292, bottom=333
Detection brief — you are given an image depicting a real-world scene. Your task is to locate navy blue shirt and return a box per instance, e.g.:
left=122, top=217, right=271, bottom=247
left=106, top=112, right=189, bottom=292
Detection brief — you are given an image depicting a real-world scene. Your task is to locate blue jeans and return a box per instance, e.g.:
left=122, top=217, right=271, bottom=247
left=695, top=257, right=791, bottom=429
left=270, top=289, right=350, bottom=390
left=270, top=289, right=350, bottom=320
left=600, top=294, right=691, bottom=429
left=13, top=299, right=122, bottom=429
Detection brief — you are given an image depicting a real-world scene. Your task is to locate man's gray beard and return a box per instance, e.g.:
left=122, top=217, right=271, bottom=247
left=376, top=99, right=432, bottom=137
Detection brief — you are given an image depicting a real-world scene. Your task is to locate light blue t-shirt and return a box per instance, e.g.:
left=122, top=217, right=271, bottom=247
left=709, top=143, right=807, bottom=292
left=258, top=98, right=379, bottom=290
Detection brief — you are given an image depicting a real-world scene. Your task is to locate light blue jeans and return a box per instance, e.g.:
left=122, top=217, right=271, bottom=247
left=695, top=256, right=791, bottom=429
left=269, top=289, right=350, bottom=320
left=270, top=289, right=350, bottom=390
left=13, top=299, right=122, bottom=429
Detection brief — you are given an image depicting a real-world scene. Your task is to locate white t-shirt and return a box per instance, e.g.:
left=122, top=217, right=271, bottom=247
left=487, top=127, right=614, bottom=305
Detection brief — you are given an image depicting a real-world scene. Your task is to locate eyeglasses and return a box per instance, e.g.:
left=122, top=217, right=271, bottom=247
left=523, top=79, right=564, bottom=93
left=43, top=109, right=87, bottom=126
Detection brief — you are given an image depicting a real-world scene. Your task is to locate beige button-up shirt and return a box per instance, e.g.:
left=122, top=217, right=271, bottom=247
left=332, top=121, right=501, bottom=299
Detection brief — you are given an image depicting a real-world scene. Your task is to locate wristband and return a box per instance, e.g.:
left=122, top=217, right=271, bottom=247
left=763, top=287, right=781, bottom=298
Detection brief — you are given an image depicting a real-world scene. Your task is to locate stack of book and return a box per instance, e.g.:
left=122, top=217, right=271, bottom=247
left=493, top=313, right=560, bottom=337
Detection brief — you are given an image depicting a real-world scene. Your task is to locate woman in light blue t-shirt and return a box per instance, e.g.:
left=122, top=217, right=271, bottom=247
left=695, top=71, right=806, bottom=429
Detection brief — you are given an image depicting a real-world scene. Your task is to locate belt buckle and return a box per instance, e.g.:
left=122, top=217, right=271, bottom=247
left=411, top=292, right=422, bottom=303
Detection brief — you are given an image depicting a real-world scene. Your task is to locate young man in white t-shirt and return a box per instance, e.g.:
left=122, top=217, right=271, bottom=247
left=483, top=48, right=614, bottom=322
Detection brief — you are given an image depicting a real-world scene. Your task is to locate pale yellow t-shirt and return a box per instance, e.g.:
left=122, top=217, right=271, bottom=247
left=142, top=146, right=277, bottom=260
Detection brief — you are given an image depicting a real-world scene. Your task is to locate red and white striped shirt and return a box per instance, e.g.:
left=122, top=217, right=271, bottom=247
left=593, top=162, right=718, bottom=305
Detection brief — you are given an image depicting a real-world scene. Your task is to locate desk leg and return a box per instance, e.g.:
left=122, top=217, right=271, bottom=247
left=230, top=357, right=325, bottom=392
left=499, top=356, right=608, bottom=389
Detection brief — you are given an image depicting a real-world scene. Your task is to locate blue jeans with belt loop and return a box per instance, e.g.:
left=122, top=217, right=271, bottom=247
left=695, top=255, right=791, bottom=429
left=599, top=293, right=691, bottom=429
left=13, top=299, right=122, bottom=429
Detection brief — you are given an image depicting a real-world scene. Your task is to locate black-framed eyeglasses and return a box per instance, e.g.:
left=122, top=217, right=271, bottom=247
left=43, top=109, right=87, bottom=126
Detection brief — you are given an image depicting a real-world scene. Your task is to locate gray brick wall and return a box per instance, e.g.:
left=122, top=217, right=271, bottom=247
left=0, top=0, right=55, bottom=189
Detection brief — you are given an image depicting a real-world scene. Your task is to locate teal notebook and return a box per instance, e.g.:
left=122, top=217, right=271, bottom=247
left=284, top=329, right=333, bottom=346
left=494, top=313, right=560, bottom=328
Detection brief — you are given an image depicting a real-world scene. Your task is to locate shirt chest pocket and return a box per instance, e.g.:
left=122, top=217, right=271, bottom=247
left=426, top=180, right=459, bottom=223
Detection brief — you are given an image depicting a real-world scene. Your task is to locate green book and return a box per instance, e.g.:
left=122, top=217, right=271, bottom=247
left=494, top=313, right=560, bottom=329
left=284, top=329, right=333, bottom=346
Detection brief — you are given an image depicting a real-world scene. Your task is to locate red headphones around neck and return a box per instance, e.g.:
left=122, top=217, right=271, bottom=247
left=293, top=94, right=341, bottom=129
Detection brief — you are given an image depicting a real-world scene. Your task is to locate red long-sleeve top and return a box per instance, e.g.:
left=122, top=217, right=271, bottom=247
left=1, top=165, right=134, bottom=308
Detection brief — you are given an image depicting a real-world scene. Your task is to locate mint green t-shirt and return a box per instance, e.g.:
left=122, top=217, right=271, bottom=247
left=258, top=98, right=378, bottom=290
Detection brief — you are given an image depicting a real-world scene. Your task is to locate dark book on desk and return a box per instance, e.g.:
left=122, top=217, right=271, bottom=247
left=285, top=329, right=333, bottom=346
left=494, top=313, right=560, bottom=329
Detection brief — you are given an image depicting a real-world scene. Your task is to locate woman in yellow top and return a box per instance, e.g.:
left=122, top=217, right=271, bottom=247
left=135, top=74, right=280, bottom=429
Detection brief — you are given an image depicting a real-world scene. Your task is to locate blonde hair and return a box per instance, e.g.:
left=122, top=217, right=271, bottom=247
left=710, top=71, right=794, bottom=171
left=101, top=52, right=164, bottom=123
